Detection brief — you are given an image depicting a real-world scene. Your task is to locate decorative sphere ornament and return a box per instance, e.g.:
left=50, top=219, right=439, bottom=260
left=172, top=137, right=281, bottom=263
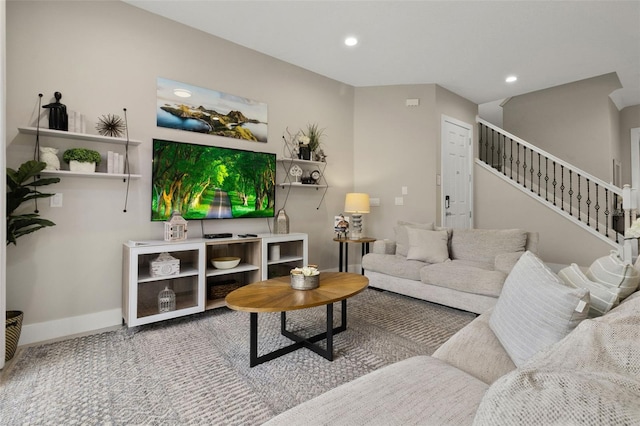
left=96, top=113, right=126, bottom=137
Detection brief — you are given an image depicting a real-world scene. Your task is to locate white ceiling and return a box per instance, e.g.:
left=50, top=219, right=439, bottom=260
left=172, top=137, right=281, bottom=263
left=124, top=0, right=640, bottom=109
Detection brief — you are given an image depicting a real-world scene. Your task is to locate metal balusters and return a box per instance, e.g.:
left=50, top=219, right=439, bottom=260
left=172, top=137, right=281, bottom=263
left=502, top=135, right=507, bottom=174
left=530, top=149, right=534, bottom=192
left=544, top=158, right=549, bottom=201
left=568, top=170, right=574, bottom=216
left=537, top=153, right=542, bottom=196
left=560, top=165, right=565, bottom=211
left=577, top=177, right=582, bottom=221
left=476, top=120, right=625, bottom=245
left=595, top=184, right=600, bottom=232
left=489, top=129, right=496, bottom=168
left=509, top=138, right=514, bottom=180
left=552, top=162, right=557, bottom=206
left=586, top=179, right=591, bottom=226
left=522, top=146, right=527, bottom=189
left=516, top=142, right=521, bottom=184
left=604, top=189, right=610, bottom=237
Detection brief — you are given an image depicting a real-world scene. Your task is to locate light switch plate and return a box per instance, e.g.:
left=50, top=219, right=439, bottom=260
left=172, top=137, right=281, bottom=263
left=395, top=197, right=404, bottom=206
left=370, top=198, right=380, bottom=206
left=50, top=193, right=63, bottom=207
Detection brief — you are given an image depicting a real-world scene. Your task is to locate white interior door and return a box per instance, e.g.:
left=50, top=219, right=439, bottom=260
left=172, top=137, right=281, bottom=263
left=441, top=116, right=473, bottom=229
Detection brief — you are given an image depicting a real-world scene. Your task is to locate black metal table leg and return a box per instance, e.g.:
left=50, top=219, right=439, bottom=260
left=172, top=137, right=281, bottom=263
left=248, top=300, right=348, bottom=367
left=338, top=242, right=344, bottom=272
left=250, top=312, right=258, bottom=367
left=345, top=244, right=349, bottom=272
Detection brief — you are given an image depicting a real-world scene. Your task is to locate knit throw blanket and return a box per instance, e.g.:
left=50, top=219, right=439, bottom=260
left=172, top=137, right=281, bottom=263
left=474, top=292, right=640, bottom=425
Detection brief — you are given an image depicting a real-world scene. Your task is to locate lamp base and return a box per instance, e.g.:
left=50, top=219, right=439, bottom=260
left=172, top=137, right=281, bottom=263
left=350, top=214, right=363, bottom=239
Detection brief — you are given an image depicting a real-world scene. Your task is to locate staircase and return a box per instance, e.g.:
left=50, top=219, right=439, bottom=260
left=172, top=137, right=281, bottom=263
left=476, top=117, right=636, bottom=258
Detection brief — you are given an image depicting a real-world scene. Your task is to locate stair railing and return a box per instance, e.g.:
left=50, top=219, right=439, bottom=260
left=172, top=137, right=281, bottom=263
left=477, top=117, right=629, bottom=248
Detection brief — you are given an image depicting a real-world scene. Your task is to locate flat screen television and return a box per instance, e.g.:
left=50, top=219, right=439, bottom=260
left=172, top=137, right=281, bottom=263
left=151, top=139, right=276, bottom=221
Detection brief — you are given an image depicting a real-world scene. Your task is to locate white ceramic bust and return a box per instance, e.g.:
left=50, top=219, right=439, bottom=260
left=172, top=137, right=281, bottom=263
left=39, top=147, right=60, bottom=170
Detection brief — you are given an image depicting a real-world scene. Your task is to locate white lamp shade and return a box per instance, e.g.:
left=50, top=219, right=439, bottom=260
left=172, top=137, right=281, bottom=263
left=344, top=193, right=370, bottom=214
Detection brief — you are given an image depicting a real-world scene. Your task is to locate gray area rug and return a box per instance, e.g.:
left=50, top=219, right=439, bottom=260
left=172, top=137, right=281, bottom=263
left=0, top=289, right=476, bottom=425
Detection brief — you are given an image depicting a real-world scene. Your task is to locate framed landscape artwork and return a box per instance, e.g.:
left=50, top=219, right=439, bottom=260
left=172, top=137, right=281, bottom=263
left=156, top=77, right=268, bottom=143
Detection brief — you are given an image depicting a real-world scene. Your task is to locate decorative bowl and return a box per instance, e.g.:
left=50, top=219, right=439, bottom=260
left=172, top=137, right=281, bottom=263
left=212, top=256, right=241, bottom=269
left=290, top=270, right=320, bottom=290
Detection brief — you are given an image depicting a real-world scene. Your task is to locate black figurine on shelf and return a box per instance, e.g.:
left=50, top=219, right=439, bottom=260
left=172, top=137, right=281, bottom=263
left=42, top=91, right=68, bottom=131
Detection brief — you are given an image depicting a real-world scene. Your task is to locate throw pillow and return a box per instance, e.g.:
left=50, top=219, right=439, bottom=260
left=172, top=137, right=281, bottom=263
left=559, top=264, right=619, bottom=317
left=450, top=229, right=527, bottom=264
left=586, top=250, right=640, bottom=300
left=394, top=221, right=434, bottom=257
left=406, top=228, right=449, bottom=263
left=489, top=251, right=590, bottom=367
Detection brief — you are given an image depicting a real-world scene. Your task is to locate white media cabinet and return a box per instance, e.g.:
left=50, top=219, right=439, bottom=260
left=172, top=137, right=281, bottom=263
left=122, top=233, right=308, bottom=327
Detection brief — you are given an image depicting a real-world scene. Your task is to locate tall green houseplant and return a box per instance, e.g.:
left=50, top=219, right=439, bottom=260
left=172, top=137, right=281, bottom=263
left=5, top=160, right=59, bottom=360
left=7, top=160, right=60, bottom=245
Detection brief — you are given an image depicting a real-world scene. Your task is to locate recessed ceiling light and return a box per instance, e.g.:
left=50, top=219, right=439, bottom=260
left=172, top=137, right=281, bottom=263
left=505, top=75, right=518, bottom=83
left=173, top=88, right=192, bottom=98
left=344, top=36, right=358, bottom=47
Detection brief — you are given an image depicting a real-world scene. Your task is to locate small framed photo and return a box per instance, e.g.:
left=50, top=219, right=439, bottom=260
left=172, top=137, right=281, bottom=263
left=334, top=214, right=350, bottom=237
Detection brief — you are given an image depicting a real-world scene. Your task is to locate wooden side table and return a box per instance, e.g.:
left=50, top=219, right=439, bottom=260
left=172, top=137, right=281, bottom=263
left=333, top=237, right=376, bottom=274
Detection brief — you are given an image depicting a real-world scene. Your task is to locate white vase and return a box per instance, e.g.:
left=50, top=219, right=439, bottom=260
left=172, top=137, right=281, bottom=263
left=69, top=160, right=96, bottom=173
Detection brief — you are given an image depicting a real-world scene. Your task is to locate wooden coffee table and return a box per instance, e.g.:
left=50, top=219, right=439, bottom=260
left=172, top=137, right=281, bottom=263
left=225, top=272, right=369, bottom=367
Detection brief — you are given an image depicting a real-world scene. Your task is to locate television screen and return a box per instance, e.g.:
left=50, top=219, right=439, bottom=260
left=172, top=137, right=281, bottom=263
left=151, top=139, right=276, bottom=221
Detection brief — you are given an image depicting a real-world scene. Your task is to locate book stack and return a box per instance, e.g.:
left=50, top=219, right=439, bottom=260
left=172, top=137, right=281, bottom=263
left=67, top=111, right=86, bottom=133
left=107, top=151, right=126, bottom=174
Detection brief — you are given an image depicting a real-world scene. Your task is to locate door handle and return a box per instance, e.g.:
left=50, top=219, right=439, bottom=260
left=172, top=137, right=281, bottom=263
left=445, top=195, right=450, bottom=209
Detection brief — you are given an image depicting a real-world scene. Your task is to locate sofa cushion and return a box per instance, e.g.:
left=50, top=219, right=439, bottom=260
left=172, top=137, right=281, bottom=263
left=406, top=228, right=449, bottom=263
left=433, top=310, right=516, bottom=385
left=450, top=229, right=527, bottom=264
left=263, top=356, right=489, bottom=426
left=493, top=251, right=525, bottom=274
left=394, top=221, right=434, bottom=257
left=586, top=250, right=640, bottom=300
left=559, top=263, right=619, bottom=317
left=474, top=290, right=640, bottom=425
left=372, top=239, right=396, bottom=255
left=361, top=253, right=426, bottom=281
left=420, top=260, right=507, bottom=297
left=489, top=251, right=590, bottom=367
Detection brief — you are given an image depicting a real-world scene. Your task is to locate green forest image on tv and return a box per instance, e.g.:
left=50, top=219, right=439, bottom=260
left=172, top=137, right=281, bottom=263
left=152, top=139, right=276, bottom=220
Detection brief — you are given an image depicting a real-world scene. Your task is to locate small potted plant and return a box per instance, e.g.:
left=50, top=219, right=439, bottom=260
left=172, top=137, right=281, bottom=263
left=302, top=123, right=326, bottom=161
left=6, top=160, right=60, bottom=360
left=63, top=148, right=102, bottom=173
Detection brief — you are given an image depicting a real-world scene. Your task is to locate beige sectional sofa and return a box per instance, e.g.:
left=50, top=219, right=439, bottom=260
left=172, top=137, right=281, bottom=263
left=362, top=224, right=538, bottom=314
left=265, top=251, right=640, bottom=425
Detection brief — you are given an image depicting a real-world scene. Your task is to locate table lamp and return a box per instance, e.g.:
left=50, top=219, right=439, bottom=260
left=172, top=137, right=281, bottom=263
left=344, top=193, right=370, bottom=239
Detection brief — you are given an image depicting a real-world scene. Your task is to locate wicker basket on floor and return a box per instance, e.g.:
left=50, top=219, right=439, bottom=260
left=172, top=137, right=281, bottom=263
left=5, top=310, right=24, bottom=361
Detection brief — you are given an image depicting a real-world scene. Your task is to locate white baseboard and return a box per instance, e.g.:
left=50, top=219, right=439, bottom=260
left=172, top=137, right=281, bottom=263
left=19, top=308, right=122, bottom=346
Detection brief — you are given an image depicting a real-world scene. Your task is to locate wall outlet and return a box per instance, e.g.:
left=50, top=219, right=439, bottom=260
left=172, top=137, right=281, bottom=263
left=50, top=193, right=63, bottom=208
left=370, top=197, right=380, bottom=206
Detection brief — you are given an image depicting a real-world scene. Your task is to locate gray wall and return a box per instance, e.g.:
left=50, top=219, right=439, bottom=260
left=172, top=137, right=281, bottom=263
left=502, top=73, right=622, bottom=182
left=352, top=84, right=477, bottom=242
left=6, top=1, right=354, bottom=337
left=474, top=165, right=613, bottom=266
left=620, top=105, right=640, bottom=185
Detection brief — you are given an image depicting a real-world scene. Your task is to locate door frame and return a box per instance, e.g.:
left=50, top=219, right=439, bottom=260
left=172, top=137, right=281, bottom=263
left=631, top=127, right=640, bottom=208
left=440, top=115, right=474, bottom=228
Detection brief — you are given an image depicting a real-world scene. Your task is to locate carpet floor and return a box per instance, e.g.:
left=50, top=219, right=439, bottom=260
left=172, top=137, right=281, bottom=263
left=0, top=289, right=476, bottom=425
